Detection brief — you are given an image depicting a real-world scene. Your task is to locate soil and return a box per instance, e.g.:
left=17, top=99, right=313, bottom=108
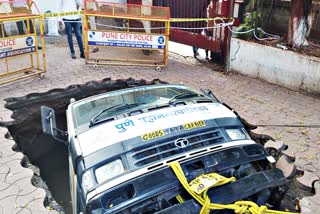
left=249, top=38, right=320, bottom=58
left=294, top=45, right=320, bottom=58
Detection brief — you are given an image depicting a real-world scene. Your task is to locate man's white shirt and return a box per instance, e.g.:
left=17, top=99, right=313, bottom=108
left=58, top=0, right=82, bottom=21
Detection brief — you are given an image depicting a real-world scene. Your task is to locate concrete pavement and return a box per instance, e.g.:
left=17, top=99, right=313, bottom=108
left=0, top=37, right=320, bottom=213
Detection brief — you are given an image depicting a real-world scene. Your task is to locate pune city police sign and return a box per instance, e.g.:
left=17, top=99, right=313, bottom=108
left=88, top=31, right=166, bottom=49
left=0, top=36, right=36, bottom=59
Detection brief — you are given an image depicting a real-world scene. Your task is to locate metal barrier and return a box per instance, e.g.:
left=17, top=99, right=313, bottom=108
left=128, top=0, right=239, bottom=64
left=0, top=0, right=46, bottom=85
left=83, top=0, right=170, bottom=70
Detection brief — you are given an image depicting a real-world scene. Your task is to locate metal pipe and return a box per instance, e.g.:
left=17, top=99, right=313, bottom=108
left=224, top=0, right=235, bottom=73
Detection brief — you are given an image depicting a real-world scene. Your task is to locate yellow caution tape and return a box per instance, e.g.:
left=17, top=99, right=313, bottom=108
left=40, top=10, right=232, bottom=24
left=41, top=11, right=83, bottom=18
left=189, top=172, right=235, bottom=195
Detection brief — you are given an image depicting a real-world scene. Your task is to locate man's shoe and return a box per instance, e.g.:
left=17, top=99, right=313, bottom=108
left=71, top=53, right=76, bottom=59
left=80, top=53, right=85, bottom=59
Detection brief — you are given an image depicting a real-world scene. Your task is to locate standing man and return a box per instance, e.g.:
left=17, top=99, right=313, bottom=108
left=12, top=0, right=34, bottom=35
left=58, top=0, right=84, bottom=59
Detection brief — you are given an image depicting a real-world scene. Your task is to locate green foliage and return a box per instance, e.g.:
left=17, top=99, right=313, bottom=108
left=235, top=11, right=264, bottom=40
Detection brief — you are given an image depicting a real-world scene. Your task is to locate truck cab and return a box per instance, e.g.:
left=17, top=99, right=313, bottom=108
left=41, top=84, right=289, bottom=214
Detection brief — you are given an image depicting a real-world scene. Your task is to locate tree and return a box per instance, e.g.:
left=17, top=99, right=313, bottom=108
left=287, top=0, right=315, bottom=48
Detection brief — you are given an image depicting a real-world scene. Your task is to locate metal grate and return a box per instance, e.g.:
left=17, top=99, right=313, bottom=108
left=131, top=129, right=225, bottom=166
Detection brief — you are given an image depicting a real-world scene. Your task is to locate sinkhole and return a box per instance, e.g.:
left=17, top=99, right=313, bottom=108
left=3, top=78, right=164, bottom=213
left=1, top=77, right=316, bottom=213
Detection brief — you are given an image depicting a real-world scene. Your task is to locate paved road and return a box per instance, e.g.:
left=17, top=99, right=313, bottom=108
left=0, top=39, right=319, bottom=213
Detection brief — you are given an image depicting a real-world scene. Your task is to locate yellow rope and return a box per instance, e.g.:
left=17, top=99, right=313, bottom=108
left=169, top=161, right=298, bottom=214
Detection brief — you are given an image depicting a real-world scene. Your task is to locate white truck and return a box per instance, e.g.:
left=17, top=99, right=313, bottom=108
left=41, top=84, right=296, bottom=214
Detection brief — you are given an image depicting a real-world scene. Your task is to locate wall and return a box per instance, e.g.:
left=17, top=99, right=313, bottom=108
left=262, top=1, right=290, bottom=36
left=33, top=0, right=58, bottom=13
left=32, top=0, right=60, bottom=35
left=230, top=38, right=320, bottom=94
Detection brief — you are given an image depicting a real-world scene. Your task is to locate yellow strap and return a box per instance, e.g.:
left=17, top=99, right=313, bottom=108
left=176, top=195, right=185, bottom=204
left=169, top=161, right=298, bottom=214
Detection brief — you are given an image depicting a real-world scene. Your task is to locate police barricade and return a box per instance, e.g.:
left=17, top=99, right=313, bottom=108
left=0, top=0, right=46, bottom=85
left=83, top=0, right=170, bottom=70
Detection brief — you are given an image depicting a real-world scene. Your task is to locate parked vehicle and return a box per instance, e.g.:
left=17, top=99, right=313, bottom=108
left=41, top=84, right=295, bottom=214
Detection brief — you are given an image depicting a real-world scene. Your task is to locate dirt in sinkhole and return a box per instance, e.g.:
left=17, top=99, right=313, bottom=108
left=2, top=78, right=165, bottom=213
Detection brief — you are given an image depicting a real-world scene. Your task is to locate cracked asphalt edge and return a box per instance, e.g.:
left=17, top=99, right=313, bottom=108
left=0, top=123, right=58, bottom=214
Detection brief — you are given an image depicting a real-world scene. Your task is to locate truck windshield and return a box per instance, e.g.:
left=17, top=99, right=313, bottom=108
left=71, top=85, right=203, bottom=128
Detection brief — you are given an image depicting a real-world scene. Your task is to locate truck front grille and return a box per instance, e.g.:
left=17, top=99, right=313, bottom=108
left=131, top=129, right=225, bottom=167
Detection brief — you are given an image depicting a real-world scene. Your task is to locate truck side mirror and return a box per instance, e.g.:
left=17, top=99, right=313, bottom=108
left=41, top=106, right=68, bottom=145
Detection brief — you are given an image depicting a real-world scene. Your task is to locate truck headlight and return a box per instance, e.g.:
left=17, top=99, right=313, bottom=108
left=82, top=170, right=95, bottom=193
left=226, top=129, right=246, bottom=140
left=95, top=159, right=124, bottom=184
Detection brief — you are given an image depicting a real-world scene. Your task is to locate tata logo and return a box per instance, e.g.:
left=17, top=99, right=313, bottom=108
left=174, top=138, right=189, bottom=148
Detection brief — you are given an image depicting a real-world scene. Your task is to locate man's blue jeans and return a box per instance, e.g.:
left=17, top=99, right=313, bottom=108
left=63, top=19, right=84, bottom=55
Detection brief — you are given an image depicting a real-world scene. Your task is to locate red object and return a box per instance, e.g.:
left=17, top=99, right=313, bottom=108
left=128, top=0, right=236, bottom=54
